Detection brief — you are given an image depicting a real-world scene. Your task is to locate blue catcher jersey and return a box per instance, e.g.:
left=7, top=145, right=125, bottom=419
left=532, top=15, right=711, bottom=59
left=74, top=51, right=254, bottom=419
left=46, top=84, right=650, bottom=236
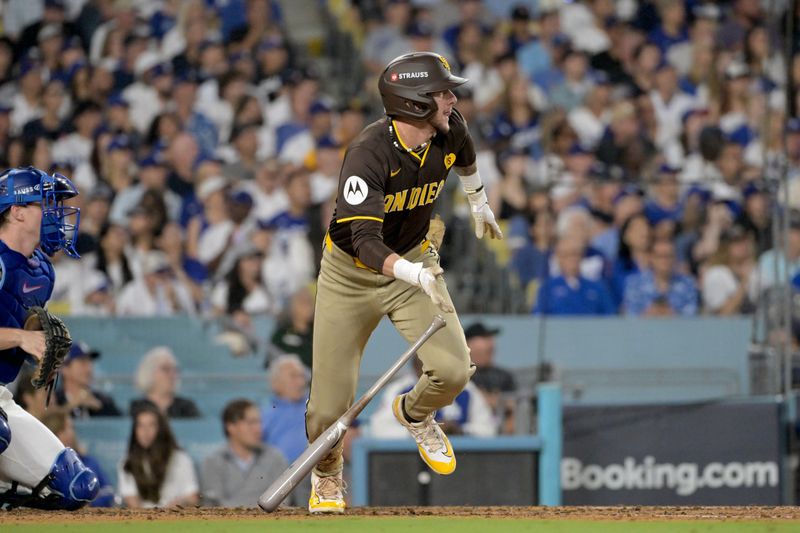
left=0, top=239, right=55, bottom=384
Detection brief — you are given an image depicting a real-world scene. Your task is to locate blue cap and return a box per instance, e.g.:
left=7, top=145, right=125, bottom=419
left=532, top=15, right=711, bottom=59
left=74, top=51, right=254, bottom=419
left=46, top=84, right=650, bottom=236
left=259, top=37, right=285, bottom=52
left=743, top=181, right=766, bottom=198
left=317, top=135, right=341, bottom=150
left=657, top=163, right=681, bottom=175
left=568, top=142, right=591, bottom=156
left=590, top=69, right=611, bottom=85
left=726, top=126, right=755, bottom=146
left=108, top=93, right=129, bottom=107
left=62, top=35, right=81, bottom=50
left=310, top=100, right=332, bottom=115
left=681, top=107, right=709, bottom=124
left=407, top=21, right=435, bottom=38
left=107, top=135, right=132, bottom=152
left=150, top=62, right=173, bottom=78
left=139, top=153, right=165, bottom=168
left=786, top=118, right=800, bottom=134
left=19, top=59, right=40, bottom=77
left=228, top=190, right=254, bottom=206
left=613, top=185, right=644, bottom=205
left=65, top=341, right=100, bottom=364
left=684, top=185, right=712, bottom=204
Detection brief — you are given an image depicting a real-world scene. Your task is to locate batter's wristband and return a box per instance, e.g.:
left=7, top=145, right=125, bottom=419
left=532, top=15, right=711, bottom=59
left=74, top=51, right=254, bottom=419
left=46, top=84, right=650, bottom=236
left=393, top=258, right=423, bottom=286
left=457, top=170, right=482, bottom=193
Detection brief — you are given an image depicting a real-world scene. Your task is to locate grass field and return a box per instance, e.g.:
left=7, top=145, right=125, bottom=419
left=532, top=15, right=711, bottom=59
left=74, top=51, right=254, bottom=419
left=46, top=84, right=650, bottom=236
left=4, top=508, right=800, bottom=532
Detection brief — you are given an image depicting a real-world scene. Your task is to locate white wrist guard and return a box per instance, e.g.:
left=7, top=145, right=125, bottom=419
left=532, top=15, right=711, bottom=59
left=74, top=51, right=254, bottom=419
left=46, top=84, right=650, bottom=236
left=466, top=188, right=488, bottom=209
left=457, top=170, right=482, bottom=194
left=393, top=258, right=422, bottom=286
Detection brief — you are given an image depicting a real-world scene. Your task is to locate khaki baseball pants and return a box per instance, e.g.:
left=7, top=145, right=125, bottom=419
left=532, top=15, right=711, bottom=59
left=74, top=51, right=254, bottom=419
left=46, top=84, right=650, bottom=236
left=306, top=236, right=471, bottom=476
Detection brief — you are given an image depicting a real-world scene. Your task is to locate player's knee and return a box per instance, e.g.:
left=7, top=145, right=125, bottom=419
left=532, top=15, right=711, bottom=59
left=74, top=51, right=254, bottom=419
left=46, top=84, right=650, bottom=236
left=0, top=407, right=10, bottom=455
left=44, top=448, right=99, bottom=510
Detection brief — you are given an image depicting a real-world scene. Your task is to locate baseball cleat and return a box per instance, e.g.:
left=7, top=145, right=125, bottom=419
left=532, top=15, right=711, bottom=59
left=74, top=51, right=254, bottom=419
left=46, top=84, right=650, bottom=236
left=392, top=394, right=456, bottom=475
left=308, top=471, right=346, bottom=514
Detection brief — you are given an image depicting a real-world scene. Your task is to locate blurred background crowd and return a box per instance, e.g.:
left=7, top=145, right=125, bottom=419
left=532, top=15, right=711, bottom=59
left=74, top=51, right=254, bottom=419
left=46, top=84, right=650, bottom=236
left=3, top=0, right=800, bottom=507
left=2, top=0, right=799, bottom=322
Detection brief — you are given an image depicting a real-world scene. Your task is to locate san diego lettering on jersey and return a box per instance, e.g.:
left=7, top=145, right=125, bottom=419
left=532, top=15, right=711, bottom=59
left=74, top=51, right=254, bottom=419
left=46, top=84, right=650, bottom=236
left=383, top=179, right=445, bottom=213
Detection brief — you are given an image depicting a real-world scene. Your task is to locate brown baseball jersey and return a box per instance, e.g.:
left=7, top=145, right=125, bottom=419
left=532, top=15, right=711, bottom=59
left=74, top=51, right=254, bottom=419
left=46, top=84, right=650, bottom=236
left=328, top=109, right=476, bottom=271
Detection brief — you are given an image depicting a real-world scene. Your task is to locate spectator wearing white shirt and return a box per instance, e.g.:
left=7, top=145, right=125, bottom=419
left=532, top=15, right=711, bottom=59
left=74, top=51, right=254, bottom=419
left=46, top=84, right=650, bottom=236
left=309, top=136, right=343, bottom=205
left=239, top=159, right=289, bottom=222
left=118, top=403, right=199, bottom=508
left=568, top=72, right=612, bottom=149
left=369, top=357, right=496, bottom=439
left=10, top=59, right=43, bottom=135
left=116, top=251, right=196, bottom=316
left=702, top=225, right=755, bottom=315
left=650, top=63, right=696, bottom=158
left=122, top=56, right=174, bottom=135
left=52, top=101, right=102, bottom=176
left=110, top=155, right=182, bottom=226
left=560, top=0, right=612, bottom=55
left=186, top=176, right=234, bottom=272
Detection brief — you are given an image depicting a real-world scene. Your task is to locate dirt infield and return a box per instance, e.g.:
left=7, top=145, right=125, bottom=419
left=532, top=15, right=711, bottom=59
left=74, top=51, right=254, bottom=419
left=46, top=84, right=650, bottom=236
left=3, top=506, right=800, bottom=524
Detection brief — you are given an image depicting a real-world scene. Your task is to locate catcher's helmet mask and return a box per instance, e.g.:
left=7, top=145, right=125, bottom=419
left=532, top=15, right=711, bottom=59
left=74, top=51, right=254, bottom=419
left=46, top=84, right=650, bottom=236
left=379, top=52, right=467, bottom=122
left=0, top=166, right=81, bottom=258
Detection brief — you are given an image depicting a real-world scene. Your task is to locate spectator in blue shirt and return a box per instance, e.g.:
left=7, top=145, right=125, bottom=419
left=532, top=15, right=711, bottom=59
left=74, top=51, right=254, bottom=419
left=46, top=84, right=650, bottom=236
left=624, top=239, right=698, bottom=316
left=647, top=0, right=689, bottom=55
left=261, top=354, right=308, bottom=464
left=511, top=208, right=555, bottom=291
left=644, top=164, right=682, bottom=227
left=534, top=236, right=616, bottom=315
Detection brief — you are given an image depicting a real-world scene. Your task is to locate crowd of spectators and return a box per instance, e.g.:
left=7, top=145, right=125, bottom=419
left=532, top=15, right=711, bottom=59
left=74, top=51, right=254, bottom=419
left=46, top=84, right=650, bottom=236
left=341, top=0, right=800, bottom=317
left=1, top=0, right=798, bottom=321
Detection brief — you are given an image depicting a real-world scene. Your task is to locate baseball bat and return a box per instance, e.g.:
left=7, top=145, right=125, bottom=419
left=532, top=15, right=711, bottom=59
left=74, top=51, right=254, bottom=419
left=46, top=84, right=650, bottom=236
left=258, top=314, right=447, bottom=512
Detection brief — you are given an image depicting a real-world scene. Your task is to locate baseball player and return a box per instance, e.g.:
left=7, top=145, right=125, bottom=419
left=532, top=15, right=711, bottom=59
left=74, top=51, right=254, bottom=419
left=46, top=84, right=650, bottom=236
left=306, top=52, right=502, bottom=513
left=0, top=166, right=99, bottom=510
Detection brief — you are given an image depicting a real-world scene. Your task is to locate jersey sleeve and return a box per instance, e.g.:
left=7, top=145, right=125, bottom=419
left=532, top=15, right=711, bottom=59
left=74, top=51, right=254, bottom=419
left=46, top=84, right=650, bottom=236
left=450, top=108, right=477, bottom=168
left=335, top=145, right=395, bottom=271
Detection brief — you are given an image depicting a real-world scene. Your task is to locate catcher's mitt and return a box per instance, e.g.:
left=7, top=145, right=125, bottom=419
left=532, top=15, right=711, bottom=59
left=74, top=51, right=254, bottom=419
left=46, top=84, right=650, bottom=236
left=24, top=306, right=72, bottom=406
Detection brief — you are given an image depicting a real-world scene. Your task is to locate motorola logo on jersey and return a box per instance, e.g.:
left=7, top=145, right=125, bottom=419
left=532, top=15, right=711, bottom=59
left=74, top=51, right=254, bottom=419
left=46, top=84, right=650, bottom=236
left=343, top=176, right=368, bottom=205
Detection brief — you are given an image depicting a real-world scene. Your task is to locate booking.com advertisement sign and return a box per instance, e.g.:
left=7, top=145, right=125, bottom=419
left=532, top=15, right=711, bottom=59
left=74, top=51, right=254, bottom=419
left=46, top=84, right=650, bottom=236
left=561, top=401, right=783, bottom=505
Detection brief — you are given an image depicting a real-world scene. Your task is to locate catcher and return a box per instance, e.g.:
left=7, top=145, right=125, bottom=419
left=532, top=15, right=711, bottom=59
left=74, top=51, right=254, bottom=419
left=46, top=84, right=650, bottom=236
left=0, top=166, right=98, bottom=510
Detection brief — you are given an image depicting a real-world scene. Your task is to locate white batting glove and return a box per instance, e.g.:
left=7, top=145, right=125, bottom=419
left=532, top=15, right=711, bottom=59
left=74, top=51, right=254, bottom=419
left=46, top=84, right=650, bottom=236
left=467, top=189, right=503, bottom=240
left=393, top=259, right=455, bottom=313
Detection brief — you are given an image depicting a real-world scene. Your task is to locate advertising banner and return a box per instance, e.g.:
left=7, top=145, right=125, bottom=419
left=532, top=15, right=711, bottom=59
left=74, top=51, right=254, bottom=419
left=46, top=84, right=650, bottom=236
left=562, top=402, right=783, bottom=505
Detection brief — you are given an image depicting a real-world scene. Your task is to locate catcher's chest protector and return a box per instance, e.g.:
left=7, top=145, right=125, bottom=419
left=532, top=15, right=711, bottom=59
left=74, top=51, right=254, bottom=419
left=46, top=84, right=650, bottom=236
left=0, top=241, right=54, bottom=384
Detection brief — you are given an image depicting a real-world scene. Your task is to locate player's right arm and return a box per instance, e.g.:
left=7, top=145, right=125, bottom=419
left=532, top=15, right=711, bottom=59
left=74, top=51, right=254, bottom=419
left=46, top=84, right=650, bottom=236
left=0, top=328, right=45, bottom=362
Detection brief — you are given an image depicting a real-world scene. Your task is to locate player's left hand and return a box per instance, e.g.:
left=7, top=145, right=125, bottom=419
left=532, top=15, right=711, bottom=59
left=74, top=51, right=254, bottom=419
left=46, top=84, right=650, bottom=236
left=467, top=189, right=503, bottom=240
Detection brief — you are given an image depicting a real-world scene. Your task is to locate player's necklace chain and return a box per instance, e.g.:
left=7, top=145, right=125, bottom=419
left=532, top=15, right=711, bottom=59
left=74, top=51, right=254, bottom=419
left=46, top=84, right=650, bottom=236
left=389, top=123, right=429, bottom=154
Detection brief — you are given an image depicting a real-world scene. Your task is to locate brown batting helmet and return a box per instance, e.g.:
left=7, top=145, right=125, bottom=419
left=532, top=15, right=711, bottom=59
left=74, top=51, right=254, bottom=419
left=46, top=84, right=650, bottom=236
left=378, top=52, right=467, bottom=121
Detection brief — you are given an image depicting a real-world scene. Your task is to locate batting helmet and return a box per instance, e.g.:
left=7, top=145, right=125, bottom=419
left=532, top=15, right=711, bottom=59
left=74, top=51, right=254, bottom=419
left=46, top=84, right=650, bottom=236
left=0, top=166, right=81, bottom=258
left=379, top=52, right=467, bottom=121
